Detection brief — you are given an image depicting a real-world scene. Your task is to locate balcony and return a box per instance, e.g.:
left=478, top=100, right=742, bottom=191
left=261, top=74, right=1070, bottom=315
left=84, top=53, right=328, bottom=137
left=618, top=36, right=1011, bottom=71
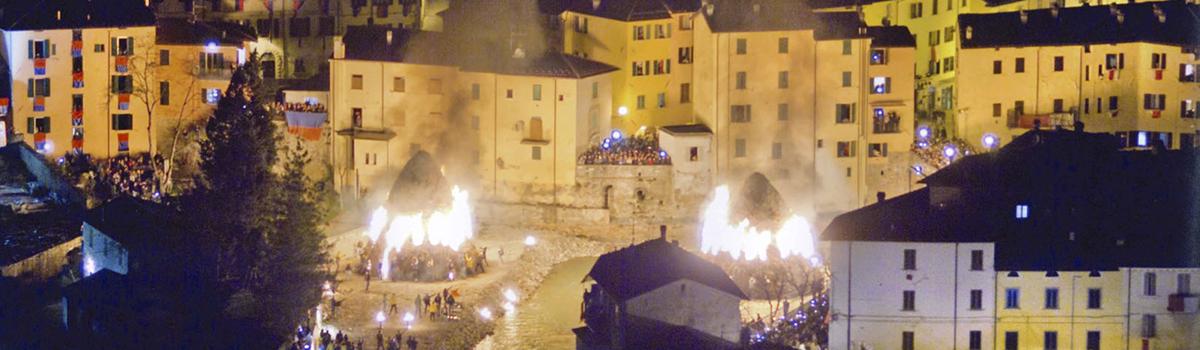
left=1006, top=110, right=1076, bottom=129
left=1168, top=294, right=1198, bottom=313
left=194, top=67, right=234, bottom=81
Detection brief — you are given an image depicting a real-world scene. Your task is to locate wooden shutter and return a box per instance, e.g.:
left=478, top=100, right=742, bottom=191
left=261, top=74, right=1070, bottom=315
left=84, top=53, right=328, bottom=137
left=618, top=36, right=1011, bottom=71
left=27, top=79, right=33, bottom=97
left=111, top=38, right=117, bottom=56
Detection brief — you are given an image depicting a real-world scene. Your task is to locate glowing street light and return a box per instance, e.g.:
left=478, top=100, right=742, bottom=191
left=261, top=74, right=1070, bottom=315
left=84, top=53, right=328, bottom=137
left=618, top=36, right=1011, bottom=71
left=503, top=289, right=519, bottom=303
left=943, top=144, right=958, bottom=159
left=610, top=129, right=623, bottom=141
left=617, top=106, right=629, bottom=116
left=403, top=312, right=415, bottom=329
left=375, top=310, right=386, bottom=331
left=982, top=134, right=998, bottom=149
left=479, top=307, right=493, bottom=320
left=524, top=235, right=538, bottom=246
left=917, top=126, right=931, bottom=139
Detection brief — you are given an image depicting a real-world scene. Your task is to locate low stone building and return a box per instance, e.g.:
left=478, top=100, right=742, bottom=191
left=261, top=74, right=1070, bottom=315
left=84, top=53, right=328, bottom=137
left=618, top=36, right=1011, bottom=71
left=81, top=197, right=174, bottom=277
left=575, top=236, right=747, bottom=349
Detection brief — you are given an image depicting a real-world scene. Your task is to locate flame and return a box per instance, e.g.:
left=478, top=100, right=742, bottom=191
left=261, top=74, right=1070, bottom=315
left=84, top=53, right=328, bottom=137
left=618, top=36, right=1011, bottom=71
left=365, top=186, right=476, bottom=280
left=699, top=185, right=818, bottom=263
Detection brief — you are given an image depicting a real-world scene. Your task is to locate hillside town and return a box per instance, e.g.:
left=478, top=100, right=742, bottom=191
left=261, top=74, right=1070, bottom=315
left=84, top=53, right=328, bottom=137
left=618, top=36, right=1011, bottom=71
left=0, top=0, right=1198, bottom=349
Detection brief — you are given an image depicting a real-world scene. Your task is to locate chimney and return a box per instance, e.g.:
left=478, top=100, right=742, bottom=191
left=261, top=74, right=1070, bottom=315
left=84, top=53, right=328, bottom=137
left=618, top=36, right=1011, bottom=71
left=386, top=30, right=393, bottom=45
left=876, top=192, right=886, bottom=203
left=592, top=0, right=601, bottom=10
left=1050, top=5, right=1060, bottom=19
left=1019, top=10, right=1028, bottom=24
left=56, top=10, right=61, bottom=21
left=659, top=225, right=667, bottom=240
left=1153, top=5, right=1166, bottom=23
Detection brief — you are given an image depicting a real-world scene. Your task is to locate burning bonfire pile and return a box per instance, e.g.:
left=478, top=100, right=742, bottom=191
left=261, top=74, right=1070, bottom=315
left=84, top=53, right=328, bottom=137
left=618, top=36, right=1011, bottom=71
left=359, top=151, right=485, bottom=282
left=700, top=173, right=818, bottom=264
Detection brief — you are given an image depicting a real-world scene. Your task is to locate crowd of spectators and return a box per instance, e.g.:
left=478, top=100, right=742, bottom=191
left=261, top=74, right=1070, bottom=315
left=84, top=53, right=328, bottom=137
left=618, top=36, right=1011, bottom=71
left=276, top=102, right=327, bottom=113
left=60, top=152, right=161, bottom=202
left=577, top=134, right=671, bottom=166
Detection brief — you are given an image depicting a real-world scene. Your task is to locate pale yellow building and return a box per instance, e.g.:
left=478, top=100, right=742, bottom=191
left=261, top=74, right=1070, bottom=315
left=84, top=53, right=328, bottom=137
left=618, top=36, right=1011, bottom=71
left=561, top=0, right=701, bottom=130
left=692, top=1, right=918, bottom=217
left=2, top=0, right=157, bottom=158
left=955, top=2, right=1200, bottom=151
left=329, top=27, right=616, bottom=205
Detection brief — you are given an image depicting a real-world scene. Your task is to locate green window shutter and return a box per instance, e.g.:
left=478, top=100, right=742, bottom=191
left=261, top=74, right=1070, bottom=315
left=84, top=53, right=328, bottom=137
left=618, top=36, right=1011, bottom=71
left=111, top=114, right=118, bottom=130
left=127, top=37, right=133, bottom=55
left=27, top=40, right=33, bottom=59
left=27, top=79, right=33, bottom=97
left=46, top=40, right=52, bottom=56
left=111, top=38, right=117, bottom=56
left=27, top=117, right=34, bottom=134
left=43, top=79, right=50, bottom=97
left=111, top=76, right=119, bottom=94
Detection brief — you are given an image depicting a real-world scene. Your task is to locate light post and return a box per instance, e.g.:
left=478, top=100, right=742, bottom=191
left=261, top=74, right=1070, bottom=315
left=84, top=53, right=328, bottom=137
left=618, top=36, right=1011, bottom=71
left=375, top=310, right=386, bottom=332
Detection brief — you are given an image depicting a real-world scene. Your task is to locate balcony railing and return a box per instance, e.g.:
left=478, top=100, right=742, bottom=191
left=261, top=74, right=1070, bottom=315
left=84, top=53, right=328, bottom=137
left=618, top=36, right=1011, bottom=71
left=1168, top=293, right=1198, bottom=313
left=1006, top=110, right=1076, bottom=129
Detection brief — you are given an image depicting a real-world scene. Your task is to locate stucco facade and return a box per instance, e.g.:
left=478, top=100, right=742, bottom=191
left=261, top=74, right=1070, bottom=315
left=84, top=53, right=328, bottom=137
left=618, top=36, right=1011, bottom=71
left=624, top=279, right=744, bottom=344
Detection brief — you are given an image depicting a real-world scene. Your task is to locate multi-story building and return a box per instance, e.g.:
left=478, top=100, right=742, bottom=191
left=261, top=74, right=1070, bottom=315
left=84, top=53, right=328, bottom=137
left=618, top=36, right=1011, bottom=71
left=153, top=18, right=257, bottom=155
left=956, top=2, right=1200, bottom=151
left=824, top=129, right=1200, bottom=350
left=329, top=26, right=616, bottom=205
left=692, top=0, right=917, bottom=216
left=155, top=0, right=438, bottom=79
left=561, top=0, right=702, bottom=130
left=1, top=0, right=157, bottom=158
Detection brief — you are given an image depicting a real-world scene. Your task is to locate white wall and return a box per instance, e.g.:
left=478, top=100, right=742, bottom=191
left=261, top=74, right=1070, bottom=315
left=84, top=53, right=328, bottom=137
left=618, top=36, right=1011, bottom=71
left=657, top=129, right=712, bottom=198
left=1125, top=267, right=1200, bottom=350
left=624, top=278, right=744, bottom=344
left=81, top=223, right=129, bottom=275
left=828, top=240, right=995, bottom=350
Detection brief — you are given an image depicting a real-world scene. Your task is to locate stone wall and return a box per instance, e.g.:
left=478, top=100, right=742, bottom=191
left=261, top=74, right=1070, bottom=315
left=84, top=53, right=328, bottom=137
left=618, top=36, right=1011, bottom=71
left=1, top=236, right=81, bottom=280
left=13, top=143, right=85, bottom=207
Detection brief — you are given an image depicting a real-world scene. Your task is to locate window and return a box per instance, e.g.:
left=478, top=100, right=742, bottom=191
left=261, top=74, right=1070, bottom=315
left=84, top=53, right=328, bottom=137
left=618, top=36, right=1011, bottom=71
left=159, top=49, right=170, bottom=65
left=1183, top=100, right=1197, bottom=119
left=573, top=16, right=588, bottom=33
left=1179, top=273, right=1192, bottom=294
left=1005, top=288, right=1020, bottom=309
left=204, top=88, right=221, bottom=105
left=94, top=43, right=105, bottom=53
left=902, top=290, right=915, bottom=311
left=1109, top=96, right=1119, bottom=111
left=871, top=77, right=891, bottom=94
left=1053, top=99, right=1064, bottom=113
left=836, top=104, right=854, bottom=123
left=110, top=76, right=132, bottom=94
left=842, top=71, right=852, bottom=87
left=111, top=114, right=133, bottom=130
left=777, top=103, right=788, bottom=121
left=678, top=47, right=693, bottom=64
left=1015, top=100, right=1026, bottom=116
left=680, top=83, right=691, bottom=103
left=471, top=83, right=480, bottom=100
left=837, top=141, right=856, bottom=158
left=772, top=142, right=783, bottom=160
left=969, top=331, right=982, bottom=350
left=1142, top=314, right=1156, bottom=338
left=1086, top=331, right=1100, bottom=350
left=910, top=2, right=923, bottom=18
left=1143, top=93, right=1166, bottom=110
left=970, top=289, right=983, bottom=310
left=27, top=117, right=51, bottom=133
left=736, top=72, right=747, bottom=89
left=506, top=89, right=514, bottom=99
left=637, top=95, right=646, bottom=109
left=1151, top=53, right=1167, bottom=69
left=1085, top=98, right=1090, bottom=114
left=319, top=17, right=334, bottom=36
left=160, top=81, right=170, bottom=105
left=391, top=77, right=405, bottom=92
left=1015, top=204, right=1029, bottom=219
left=531, top=146, right=541, bottom=160
left=993, top=60, right=1003, bottom=74
left=592, top=82, right=599, bottom=99
left=870, top=49, right=887, bottom=65
left=657, top=93, right=666, bottom=108
left=1087, top=288, right=1101, bottom=309
left=1004, top=332, right=1018, bottom=350
left=944, top=57, right=955, bottom=72
left=928, top=30, right=940, bottom=46
left=993, top=103, right=1003, bottom=117
left=351, top=75, right=363, bottom=90
left=290, top=17, right=311, bottom=37
left=777, top=71, right=789, bottom=89
left=842, top=39, right=852, bottom=55
left=731, top=105, right=751, bottom=123
left=351, top=108, right=363, bottom=128
left=528, top=84, right=542, bottom=101
left=1044, top=331, right=1058, bottom=350
left=735, top=139, right=746, bottom=157
left=528, top=117, right=543, bottom=140
left=932, top=0, right=938, bottom=14
left=778, top=37, right=788, bottom=53
left=679, top=15, right=691, bottom=30
left=971, top=250, right=984, bottom=270
left=689, top=147, right=699, bottom=161
left=868, top=143, right=887, bottom=157
left=1045, top=288, right=1059, bottom=309
left=29, top=78, right=51, bottom=97
left=1054, top=56, right=1064, bottom=71
left=903, top=249, right=916, bottom=270
left=945, top=26, right=955, bottom=42
left=1145, top=272, right=1157, bottom=295
left=73, top=56, right=83, bottom=73
left=1015, top=57, right=1025, bottom=73
left=736, top=38, right=747, bottom=55
left=902, top=332, right=914, bottom=350
left=113, top=37, right=134, bottom=56
left=428, top=79, right=442, bottom=94
left=1105, top=54, right=1122, bottom=70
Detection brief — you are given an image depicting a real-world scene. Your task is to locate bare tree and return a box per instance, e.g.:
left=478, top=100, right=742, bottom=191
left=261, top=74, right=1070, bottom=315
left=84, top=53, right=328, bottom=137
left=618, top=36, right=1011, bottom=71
left=131, top=46, right=206, bottom=194
left=129, top=41, right=160, bottom=155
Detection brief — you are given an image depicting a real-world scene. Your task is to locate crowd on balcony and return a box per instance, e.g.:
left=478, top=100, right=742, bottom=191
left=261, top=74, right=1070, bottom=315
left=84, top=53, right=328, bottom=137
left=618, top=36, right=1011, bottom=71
left=275, top=102, right=327, bottom=113
left=577, top=133, right=671, bottom=166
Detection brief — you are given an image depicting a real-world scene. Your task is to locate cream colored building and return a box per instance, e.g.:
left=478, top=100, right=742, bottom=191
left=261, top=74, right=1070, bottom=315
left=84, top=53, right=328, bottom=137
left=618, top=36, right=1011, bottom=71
left=1, top=0, right=157, bottom=158
left=955, top=2, right=1200, bottom=151
left=561, top=0, right=701, bottom=130
left=329, top=27, right=616, bottom=205
left=692, top=1, right=918, bottom=217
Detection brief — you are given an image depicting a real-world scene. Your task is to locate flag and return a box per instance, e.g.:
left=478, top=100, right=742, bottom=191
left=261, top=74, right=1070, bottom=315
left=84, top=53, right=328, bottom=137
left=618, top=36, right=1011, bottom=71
left=72, top=72, right=84, bottom=88
left=115, top=56, right=129, bottom=73
left=286, top=110, right=326, bottom=140
left=118, top=94, right=130, bottom=110
left=34, top=58, right=46, bottom=75
left=33, top=97, right=45, bottom=112
left=118, top=133, right=129, bottom=152
left=34, top=133, right=46, bottom=151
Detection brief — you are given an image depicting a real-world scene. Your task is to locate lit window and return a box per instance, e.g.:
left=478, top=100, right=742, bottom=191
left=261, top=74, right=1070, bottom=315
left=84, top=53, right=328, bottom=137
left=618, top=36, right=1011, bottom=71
left=205, top=88, right=221, bottom=105
left=871, top=77, right=891, bottom=94
left=1015, top=204, right=1029, bottom=219
left=1137, top=131, right=1149, bottom=147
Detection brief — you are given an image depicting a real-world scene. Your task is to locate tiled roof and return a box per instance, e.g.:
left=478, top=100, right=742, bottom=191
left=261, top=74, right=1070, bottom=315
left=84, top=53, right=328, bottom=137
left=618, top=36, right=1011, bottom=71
left=823, top=129, right=1200, bottom=271
left=156, top=18, right=256, bottom=46
left=341, top=26, right=617, bottom=79
left=0, top=0, right=156, bottom=31
left=561, top=0, right=701, bottom=21
left=703, top=0, right=825, bottom=33
left=959, top=2, right=1200, bottom=48
left=586, top=238, right=747, bottom=302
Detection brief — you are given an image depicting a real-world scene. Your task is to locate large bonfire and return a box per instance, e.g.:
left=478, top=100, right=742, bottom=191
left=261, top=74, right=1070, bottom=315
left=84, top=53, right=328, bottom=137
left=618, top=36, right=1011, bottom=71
left=363, top=151, right=475, bottom=280
left=700, top=173, right=817, bottom=264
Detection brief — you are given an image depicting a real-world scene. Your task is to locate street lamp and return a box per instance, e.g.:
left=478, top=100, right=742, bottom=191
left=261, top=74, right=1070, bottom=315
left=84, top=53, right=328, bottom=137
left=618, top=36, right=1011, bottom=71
left=403, top=312, right=414, bottom=329
left=524, top=235, right=537, bottom=246
left=375, top=310, right=386, bottom=331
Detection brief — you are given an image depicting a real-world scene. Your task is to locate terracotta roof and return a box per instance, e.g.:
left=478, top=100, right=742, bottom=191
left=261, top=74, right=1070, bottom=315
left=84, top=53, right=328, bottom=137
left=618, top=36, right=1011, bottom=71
left=586, top=238, right=747, bottom=301
left=0, top=0, right=156, bottom=31
left=959, top=2, right=1200, bottom=48
left=561, top=0, right=701, bottom=21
